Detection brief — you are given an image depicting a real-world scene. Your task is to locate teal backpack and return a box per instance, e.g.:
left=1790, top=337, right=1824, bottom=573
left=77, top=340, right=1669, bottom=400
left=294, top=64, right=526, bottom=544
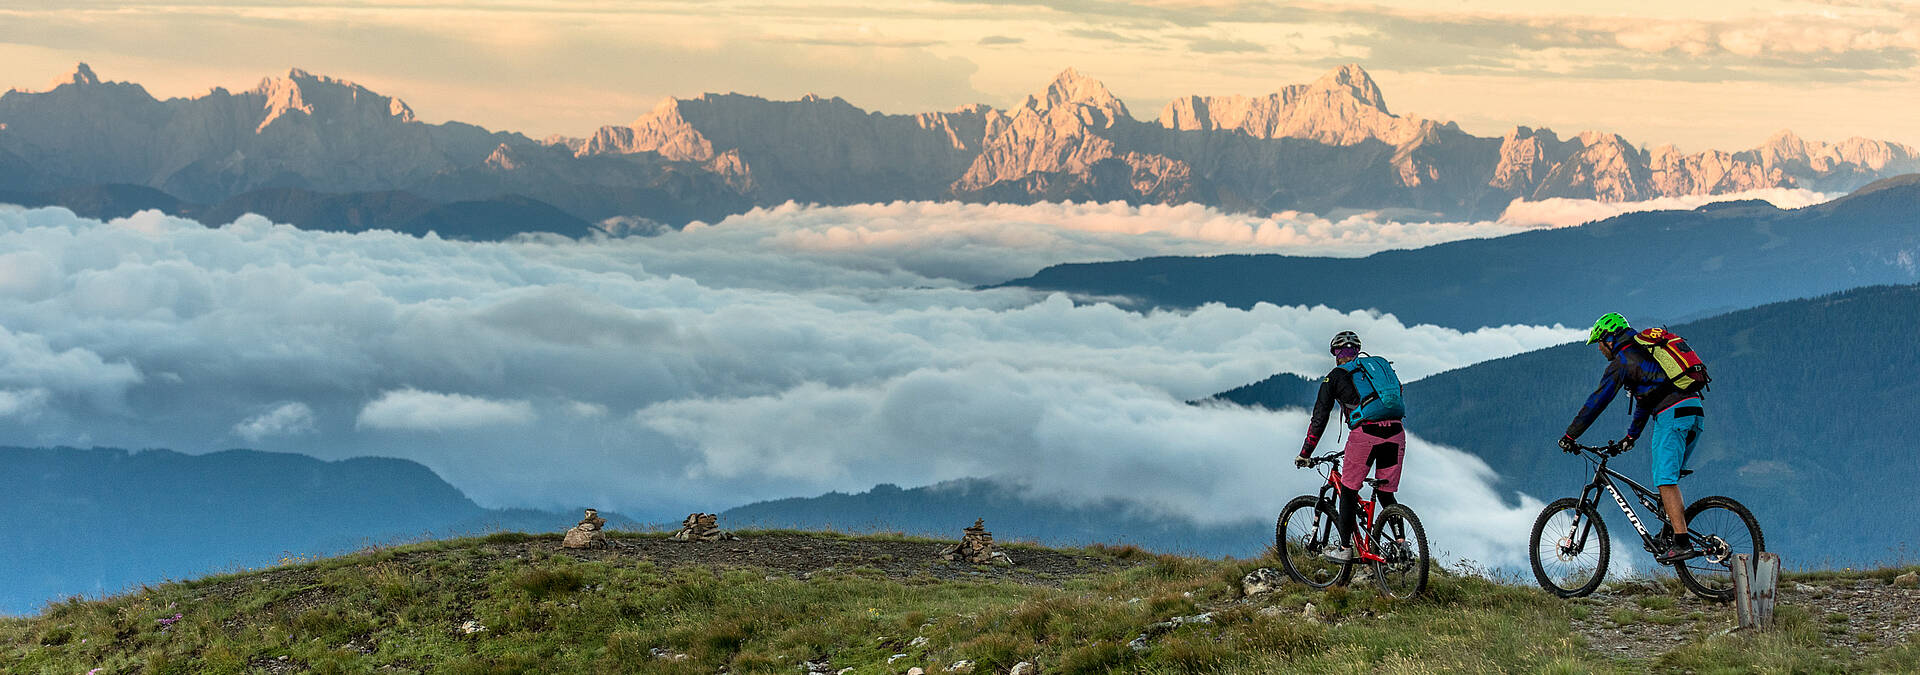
left=1339, top=354, right=1405, bottom=427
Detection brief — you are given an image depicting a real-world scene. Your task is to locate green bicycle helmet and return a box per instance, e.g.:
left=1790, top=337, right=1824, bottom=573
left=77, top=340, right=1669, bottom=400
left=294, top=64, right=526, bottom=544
left=1587, top=312, right=1631, bottom=344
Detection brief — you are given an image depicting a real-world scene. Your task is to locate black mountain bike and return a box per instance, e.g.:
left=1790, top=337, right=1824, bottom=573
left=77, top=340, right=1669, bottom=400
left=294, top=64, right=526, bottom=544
left=1529, top=441, right=1764, bottom=600
left=1275, top=452, right=1430, bottom=598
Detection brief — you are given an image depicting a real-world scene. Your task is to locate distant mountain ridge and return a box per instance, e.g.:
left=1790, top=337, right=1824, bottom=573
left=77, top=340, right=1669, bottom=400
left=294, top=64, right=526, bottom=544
left=0, top=65, right=745, bottom=228
left=576, top=63, right=1916, bottom=218
left=723, top=479, right=1262, bottom=557
left=3, top=63, right=1915, bottom=229
left=996, top=174, right=1920, bottom=330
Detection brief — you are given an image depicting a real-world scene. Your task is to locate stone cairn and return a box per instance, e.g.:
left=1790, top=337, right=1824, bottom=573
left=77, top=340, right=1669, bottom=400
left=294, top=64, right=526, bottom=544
left=561, top=508, right=609, bottom=549
left=941, top=519, right=1012, bottom=566
left=669, top=513, right=738, bottom=542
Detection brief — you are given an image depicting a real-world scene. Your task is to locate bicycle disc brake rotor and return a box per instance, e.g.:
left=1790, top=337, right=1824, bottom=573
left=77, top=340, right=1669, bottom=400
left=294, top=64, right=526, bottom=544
left=1702, top=535, right=1732, bottom=564
left=1557, top=537, right=1580, bottom=559
left=1384, top=540, right=1413, bottom=568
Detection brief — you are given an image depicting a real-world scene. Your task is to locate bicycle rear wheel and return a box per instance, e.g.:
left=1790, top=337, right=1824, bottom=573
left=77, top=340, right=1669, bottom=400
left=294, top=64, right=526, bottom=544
left=1529, top=497, right=1609, bottom=598
left=1277, top=495, right=1351, bottom=588
left=1370, top=504, right=1429, bottom=599
left=1674, top=496, right=1764, bottom=601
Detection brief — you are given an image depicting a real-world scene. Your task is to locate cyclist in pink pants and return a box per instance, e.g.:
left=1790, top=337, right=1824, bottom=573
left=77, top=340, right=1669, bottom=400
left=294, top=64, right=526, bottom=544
left=1295, top=331, right=1407, bottom=562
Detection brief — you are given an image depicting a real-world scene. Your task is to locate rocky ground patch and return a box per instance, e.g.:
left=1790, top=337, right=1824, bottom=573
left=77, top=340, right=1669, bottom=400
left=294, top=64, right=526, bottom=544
left=1567, top=573, right=1920, bottom=664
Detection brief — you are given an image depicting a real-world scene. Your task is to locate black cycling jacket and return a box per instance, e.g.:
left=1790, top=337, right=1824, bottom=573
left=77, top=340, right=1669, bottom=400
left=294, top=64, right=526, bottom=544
left=1301, top=366, right=1360, bottom=456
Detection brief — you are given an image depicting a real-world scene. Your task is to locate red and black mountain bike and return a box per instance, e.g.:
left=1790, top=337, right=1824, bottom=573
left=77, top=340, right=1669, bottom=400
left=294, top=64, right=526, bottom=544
left=1275, top=452, right=1430, bottom=598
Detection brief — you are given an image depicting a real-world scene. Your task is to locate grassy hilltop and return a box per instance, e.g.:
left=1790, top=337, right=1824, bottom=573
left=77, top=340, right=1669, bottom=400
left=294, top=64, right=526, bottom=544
left=2, top=530, right=1917, bottom=674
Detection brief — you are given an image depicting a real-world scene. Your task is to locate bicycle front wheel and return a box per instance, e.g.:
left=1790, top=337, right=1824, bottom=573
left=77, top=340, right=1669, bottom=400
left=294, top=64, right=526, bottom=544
left=1277, top=494, right=1351, bottom=588
left=1674, top=496, right=1764, bottom=602
left=1370, top=504, right=1429, bottom=599
left=1530, top=497, right=1609, bottom=598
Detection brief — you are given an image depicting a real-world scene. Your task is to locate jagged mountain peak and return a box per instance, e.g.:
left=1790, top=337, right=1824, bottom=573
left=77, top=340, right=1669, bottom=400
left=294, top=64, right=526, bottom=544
left=1760, top=128, right=1809, bottom=155
left=18, top=63, right=148, bottom=98
left=248, top=68, right=416, bottom=128
left=1504, top=125, right=1561, bottom=143
left=65, top=63, right=100, bottom=87
left=1575, top=130, right=1633, bottom=147
left=1155, top=63, right=1414, bottom=146
left=1308, top=63, right=1386, bottom=112
left=1024, top=67, right=1130, bottom=120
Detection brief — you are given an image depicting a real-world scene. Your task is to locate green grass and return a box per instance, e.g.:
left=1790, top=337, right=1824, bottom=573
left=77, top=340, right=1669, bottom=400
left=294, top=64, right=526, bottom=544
left=1610, top=608, right=1643, bottom=626
left=2, top=533, right=1916, bottom=674
left=1634, top=595, right=1676, bottom=611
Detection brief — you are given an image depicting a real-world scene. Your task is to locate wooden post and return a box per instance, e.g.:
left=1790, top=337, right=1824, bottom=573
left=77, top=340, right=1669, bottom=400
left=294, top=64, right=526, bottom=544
left=1733, top=554, right=1754, bottom=629
left=1752, top=552, right=1779, bottom=628
left=1733, top=552, right=1780, bottom=630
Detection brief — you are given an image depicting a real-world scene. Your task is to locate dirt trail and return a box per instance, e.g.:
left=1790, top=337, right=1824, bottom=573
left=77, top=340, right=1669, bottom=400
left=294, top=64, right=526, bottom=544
left=1568, top=577, right=1920, bottom=662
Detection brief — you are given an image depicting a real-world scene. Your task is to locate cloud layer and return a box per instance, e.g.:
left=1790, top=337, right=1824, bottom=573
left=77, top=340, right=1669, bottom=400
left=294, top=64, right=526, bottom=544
left=357, top=390, right=536, bottom=432
left=648, top=200, right=1534, bottom=288
left=1497, top=187, right=1837, bottom=228
left=0, top=204, right=1584, bottom=561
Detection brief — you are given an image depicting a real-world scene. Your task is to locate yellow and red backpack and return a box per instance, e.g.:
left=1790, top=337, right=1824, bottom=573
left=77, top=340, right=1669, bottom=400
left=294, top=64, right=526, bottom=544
left=1632, top=327, right=1711, bottom=392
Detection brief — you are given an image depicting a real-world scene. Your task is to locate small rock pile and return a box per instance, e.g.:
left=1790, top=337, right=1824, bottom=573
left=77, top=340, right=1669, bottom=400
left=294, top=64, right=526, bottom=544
left=669, top=513, right=739, bottom=542
left=941, top=519, right=1012, bottom=566
left=1241, top=567, right=1286, bottom=597
left=561, top=508, right=609, bottom=549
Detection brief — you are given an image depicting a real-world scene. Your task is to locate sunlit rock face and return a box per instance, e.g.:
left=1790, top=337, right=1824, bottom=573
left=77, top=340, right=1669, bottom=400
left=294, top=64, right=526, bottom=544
left=4, top=63, right=1917, bottom=224
left=575, top=63, right=1916, bottom=217
left=1157, top=63, right=1423, bottom=147
left=0, top=64, right=522, bottom=203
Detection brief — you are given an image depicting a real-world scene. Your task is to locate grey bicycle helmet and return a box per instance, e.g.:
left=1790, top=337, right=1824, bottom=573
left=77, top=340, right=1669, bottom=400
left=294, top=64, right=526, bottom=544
left=1329, top=331, right=1361, bottom=354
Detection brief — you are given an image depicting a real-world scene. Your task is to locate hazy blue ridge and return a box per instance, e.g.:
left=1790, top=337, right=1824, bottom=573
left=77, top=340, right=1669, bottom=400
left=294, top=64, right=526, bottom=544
left=722, top=479, right=1271, bottom=558
left=1207, top=372, right=1322, bottom=410
left=0, top=447, right=628, bottom=615
left=994, top=176, right=1920, bottom=330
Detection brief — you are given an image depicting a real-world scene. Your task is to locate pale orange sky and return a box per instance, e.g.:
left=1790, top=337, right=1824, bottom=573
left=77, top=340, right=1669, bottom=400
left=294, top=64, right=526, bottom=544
left=2, top=0, right=1917, bottom=150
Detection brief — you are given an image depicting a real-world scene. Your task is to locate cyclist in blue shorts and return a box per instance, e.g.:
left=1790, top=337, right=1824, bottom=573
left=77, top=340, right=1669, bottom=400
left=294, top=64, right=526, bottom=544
left=1559, top=312, right=1706, bottom=564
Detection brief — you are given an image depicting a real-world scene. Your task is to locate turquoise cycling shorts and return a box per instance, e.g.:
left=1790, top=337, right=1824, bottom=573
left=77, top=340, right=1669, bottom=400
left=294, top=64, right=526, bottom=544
left=1647, top=398, right=1704, bottom=486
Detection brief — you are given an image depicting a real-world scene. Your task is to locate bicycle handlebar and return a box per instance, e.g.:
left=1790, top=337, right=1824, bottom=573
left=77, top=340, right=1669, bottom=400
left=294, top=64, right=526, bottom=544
left=1569, top=441, right=1624, bottom=458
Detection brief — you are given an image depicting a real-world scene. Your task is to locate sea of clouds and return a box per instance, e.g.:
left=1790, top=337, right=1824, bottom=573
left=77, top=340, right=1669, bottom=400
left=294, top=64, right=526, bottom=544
left=619, top=189, right=1834, bottom=288
left=0, top=192, right=1823, bottom=563
left=1497, top=187, right=1836, bottom=228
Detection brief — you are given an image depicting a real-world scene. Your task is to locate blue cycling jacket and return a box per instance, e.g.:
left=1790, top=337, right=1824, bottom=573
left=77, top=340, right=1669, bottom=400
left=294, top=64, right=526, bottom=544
left=1565, top=336, right=1691, bottom=441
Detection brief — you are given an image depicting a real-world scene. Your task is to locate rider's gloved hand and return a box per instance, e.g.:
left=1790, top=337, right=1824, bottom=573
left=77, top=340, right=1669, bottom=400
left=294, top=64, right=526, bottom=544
left=1559, top=434, right=1579, bottom=454
left=1614, top=436, right=1636, bottom=455
left=1294, top=455, right=1312, bottom=469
